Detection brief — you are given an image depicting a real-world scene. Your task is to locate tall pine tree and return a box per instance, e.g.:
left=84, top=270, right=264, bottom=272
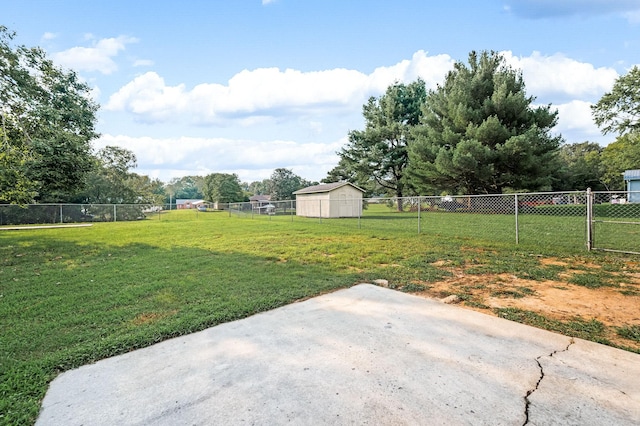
left=407, top=51, right=561, bottom=195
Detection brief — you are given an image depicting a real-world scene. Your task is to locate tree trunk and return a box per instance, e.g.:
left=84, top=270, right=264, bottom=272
left=396, top=188, right=403, bottom=212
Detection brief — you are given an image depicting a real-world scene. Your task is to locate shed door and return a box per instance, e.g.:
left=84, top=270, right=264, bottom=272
left=339, top=193, right=350, bottom=217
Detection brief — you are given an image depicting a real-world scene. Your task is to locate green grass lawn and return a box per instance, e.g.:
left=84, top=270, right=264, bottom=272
left=1, top=209, right=638, bottom=425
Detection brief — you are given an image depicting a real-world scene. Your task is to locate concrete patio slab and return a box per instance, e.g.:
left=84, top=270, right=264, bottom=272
left=36, top=284, right=640, bottom=425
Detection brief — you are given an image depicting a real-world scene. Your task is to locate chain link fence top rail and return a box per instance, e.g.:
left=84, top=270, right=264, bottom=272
left=2, top=191, right=638, bottom=253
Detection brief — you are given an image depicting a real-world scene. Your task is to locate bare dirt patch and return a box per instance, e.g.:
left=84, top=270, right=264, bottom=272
left=408, top=258, right=640, bottom=352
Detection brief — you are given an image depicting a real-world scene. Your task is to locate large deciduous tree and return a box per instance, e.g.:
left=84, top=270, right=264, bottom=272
left=407, top=51, right=561, bottom=195
left=268, top=168, right=309, bottom=201
left=334, top=80, right=426, bottom=210
left=554, top=142, right=605, bottom=191
left=247, top=179, right=272, bottom=196
left=591, top=66, right=640, bottom=136
left=165, top=176, right=205, bottom=200
left=203, top=173, right=244, bottom=204
left=80, top=146, right=162, bottom=204
left=598, top=133, right=640, bottom=190
left=0, top=26, right=98, bottom=203
left=591, top=66, right=640, bottom=191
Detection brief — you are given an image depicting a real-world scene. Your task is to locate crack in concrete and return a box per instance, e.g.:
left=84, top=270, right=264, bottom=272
left=523, top=338, right=575, bottom=426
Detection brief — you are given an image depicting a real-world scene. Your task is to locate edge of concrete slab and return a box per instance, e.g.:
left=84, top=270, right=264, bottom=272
left=36, top=284, right=640, bottom=426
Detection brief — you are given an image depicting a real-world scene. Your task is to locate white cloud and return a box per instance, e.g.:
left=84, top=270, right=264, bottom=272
left=625, top=10, right=640, bottom=23
left=262, top=0, right=276, bottom=5
left=106, top=49, right=619, bottom=130
left=41, top=32, right=57, bottom=41
left=554, top=100, right=597, bottom=131
left=89, top=85, right=102, bottom=102
left=503, top=51, right=618, bottom=100
left=549, top=100, right=613, bottom=144
left=133, top=59, right=154, bottom=67
left=53, top=36, right=138, bottom=74
left=504, top=0, right=640, bottom=19
left=94, top=134, right=344, bottom=183
left=106, top=51, right=455, bottom=124
left=106, top=72, right=188, bottom=120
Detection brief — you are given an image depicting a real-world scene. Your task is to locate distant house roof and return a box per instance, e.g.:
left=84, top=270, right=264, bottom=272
left=293, top=182, right=365, bottom=195
left=176, top=199, right=205, bottom=205
left=249, top=195, right=271, bottom=202
left=624, top=170, right=640, bottom=180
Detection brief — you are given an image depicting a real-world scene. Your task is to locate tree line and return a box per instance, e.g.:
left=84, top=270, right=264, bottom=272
left=165, top=168, right=316, bottom=205
left=326, top=51, right=640, bottom=211
left=1, top=27, right=638, bottom=207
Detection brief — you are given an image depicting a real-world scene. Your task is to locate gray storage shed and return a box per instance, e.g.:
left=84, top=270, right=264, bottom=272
left=624, top=170, right=640, bottom=203
left=293, top=182, right=365, bottom=218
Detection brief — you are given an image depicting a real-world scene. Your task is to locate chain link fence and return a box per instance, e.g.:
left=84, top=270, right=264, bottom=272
left=0, top=204, right=164, bottom=225
left=228, top=200, right=297, bottom=220
left=227, top=192, right=592, bottom=251
left=2, top=191, right=638, bottom=253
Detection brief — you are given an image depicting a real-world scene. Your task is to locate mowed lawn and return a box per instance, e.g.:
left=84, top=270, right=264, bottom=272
left=1, top=208, right=638, bottom=425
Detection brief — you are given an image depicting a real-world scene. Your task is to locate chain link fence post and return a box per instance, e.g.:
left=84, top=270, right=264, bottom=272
left=417, top=196, right=421, bottom=234
left=514, top=194, right=519, bottom=244
left=586, top=188, right=593, bottom=251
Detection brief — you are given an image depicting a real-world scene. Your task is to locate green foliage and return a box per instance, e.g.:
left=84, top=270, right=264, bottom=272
left=166, top=175, right=205, bottom=200
left=617, top=325, right=640, bottom=343
left=0, top=131, right=38, bottom=204
left=203, top=173, right=244, bottom=203
left=268, top=168, right=309, bottom=200
left=555, top=142, right=605, bottom=191
left=490, top=286, right=535, bottom=298
left=598, top=133, right=640, bottom=190
left=80, top=146, right=135, bottom=203
left=407, top=51, right=561, bottom=195
left=332, top=80, right=427, bottom=208
left=247, top=179, right=272, bottom=196
left=75, top=146, right=164, bottom=205
left=568, top=273, right=615, bottom=289
left=593, top=202, right=640, bottom=217
left=591, top=66, right=640, bottom=136
left=496, top=308, right=609, bottom=343
left=0, top=26, right=98, bottom=203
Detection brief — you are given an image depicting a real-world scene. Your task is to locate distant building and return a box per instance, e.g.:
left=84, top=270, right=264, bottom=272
left=176, top=199, right=206, bottom=209
left=293, top=182, right=365, bottom=218
left=624, top=170, right=640, bottom=203
left=249, top=195, right=274, bottom=214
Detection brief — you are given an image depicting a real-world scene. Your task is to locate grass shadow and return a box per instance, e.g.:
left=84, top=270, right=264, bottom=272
left=0, top=235, right=357, bottom=425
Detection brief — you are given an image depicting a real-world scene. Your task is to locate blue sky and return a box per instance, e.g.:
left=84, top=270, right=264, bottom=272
left=4, top=0, right=640, bottom=183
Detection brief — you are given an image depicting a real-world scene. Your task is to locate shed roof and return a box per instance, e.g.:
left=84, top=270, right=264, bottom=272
left=293, top=182, right=366, bottom=195
left=623, top=170, right=640, bottom=180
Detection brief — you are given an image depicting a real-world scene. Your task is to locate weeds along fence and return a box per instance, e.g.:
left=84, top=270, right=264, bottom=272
left=1, top=191, right=638, bottom=253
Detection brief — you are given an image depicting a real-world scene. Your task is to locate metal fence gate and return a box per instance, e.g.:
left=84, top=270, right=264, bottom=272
left=588, top=189, right=640, bottom=254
